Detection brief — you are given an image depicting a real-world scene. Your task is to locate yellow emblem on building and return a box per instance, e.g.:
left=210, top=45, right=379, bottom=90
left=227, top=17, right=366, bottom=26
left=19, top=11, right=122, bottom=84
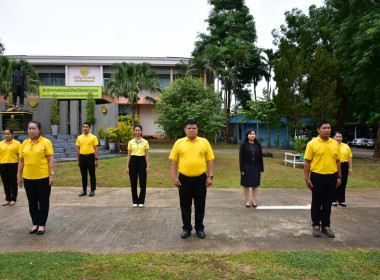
left=29, top=99, right=38, bottom=110
left=80, top=66, right=89, bottom=76
left=102, top=105, right=108, bottom=114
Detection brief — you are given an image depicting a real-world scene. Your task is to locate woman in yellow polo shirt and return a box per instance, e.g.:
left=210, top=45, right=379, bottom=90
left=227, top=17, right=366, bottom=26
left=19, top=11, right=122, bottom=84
left=126, top=125, right=149, bottom=207
left=17, top=121, right=54, bottom=235
left=332, top=131, right=353, bottom=207
left=0, top=129, right=21, bottom=206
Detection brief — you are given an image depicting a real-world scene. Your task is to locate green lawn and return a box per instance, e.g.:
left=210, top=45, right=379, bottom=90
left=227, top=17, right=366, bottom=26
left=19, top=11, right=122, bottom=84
left=0, top=250, right=378, bottom=279
left=51, top=152, right=380, bottom=188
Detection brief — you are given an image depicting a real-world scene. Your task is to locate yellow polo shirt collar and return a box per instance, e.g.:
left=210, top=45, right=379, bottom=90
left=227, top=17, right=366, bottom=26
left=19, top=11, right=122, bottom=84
left=128, top=138, right=149, bottom=156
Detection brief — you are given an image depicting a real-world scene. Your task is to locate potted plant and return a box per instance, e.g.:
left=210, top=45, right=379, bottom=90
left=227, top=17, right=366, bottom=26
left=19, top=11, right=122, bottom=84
left=106, top=126, right=119, bottom=151
left=50, top=94, right=60, bottom=135
left=96, top=122, right=107, bottom=146
left=118, top=121, right=133, bottom=152
left=86, top=93, right=96, bottom=134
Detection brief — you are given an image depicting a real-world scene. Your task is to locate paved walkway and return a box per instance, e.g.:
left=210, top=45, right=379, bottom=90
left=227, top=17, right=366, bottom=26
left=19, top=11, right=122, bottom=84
left=0, top=187, right=379, bottom=254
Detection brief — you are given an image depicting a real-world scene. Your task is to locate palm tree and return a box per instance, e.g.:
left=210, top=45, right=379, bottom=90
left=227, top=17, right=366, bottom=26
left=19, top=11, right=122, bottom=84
left=0, top=57, right=39, bottom=100
left=262, top=48, right=277, bottom=99
left=106, top=62, right=160, bottom=127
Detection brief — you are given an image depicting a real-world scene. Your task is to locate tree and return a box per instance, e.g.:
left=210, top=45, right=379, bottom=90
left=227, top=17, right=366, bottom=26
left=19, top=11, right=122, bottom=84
left=106, top=62, right=160, bottom=127
left=0, top=40, right=5, bottom=55
left=307, top=45, right=340, bottom=126
left=154, top=76, right=224, bottom=142
left=192, top=0, right=260, bottom=144
left=86, top=92, right=96, bottom=125
left=273, top=40, right=306, bottom=148
left=262, top=48, right=277, bottom=97
left=243, top=91, right=281, bottom=152
left=49, top=94, right=60, bottom=125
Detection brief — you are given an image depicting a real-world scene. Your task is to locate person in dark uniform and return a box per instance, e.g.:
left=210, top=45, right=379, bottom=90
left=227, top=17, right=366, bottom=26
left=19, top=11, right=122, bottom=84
left=239, top=129, right=264, bottom=208
left=169, top=119, right=214, bottom=239
left=304, top=120, right=342, bottom=238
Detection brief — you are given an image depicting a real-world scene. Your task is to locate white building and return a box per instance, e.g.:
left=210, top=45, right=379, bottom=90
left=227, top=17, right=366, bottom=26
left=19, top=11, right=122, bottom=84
left=7, top=55, right=188, bottom=136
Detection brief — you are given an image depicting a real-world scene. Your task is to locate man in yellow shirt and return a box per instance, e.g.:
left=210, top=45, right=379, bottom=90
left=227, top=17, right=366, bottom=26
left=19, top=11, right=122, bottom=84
left=304, top=120, right=342, bottom=238
left=169, top=119, right=214, bottom=239
left=76, top=122, right=99, bottom=197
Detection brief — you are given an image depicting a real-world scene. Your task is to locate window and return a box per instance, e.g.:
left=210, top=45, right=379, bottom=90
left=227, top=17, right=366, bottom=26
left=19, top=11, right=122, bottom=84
left=157, top=74, right=171, bottom=88
left=39, top=73, right=65, bottom=86
left=118, top=105, right=136, bottom=116
left=103, top=73, right=111, bottom=87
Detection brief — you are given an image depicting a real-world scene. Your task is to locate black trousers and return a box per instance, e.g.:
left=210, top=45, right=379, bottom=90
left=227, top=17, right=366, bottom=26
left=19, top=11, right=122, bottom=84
left=24, top=177, right=51, bottom=226
left=179, top=173, right=207, bottom=232
left=334, top=162, right=349, bottom=203
left=0, top=163, right=18, bottom=201
left=310, top=172, right=337, bottom=227
left=129, top=156, right=147, bottom=204
left=79, top=154, right=96, bottom=192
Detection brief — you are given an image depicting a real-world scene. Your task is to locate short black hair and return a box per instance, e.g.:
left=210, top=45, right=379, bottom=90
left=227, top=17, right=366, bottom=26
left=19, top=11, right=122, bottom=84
left=134, top=125, right=143, bottom=130
left=4, top=128, right=14, bottom=135
left=184, top=119, right=198, bottom=128
left=83, top=122, right=91, bottom=128
left=317, top=120, right=331, bottom=129
left=333, top=131, right=343, bottom=137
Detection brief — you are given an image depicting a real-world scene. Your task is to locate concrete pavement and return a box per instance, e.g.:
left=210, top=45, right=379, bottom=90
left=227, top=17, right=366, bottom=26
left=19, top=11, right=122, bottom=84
left=0, top=187, right=379, bottom=254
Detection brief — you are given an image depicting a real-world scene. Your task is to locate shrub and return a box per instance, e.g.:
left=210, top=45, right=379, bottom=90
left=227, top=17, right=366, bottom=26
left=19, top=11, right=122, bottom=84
left=50, top=94, right=60, bottom=125
left=86, top=93, right=96, bottom=125
left=96, top=123, right=107, bottom=140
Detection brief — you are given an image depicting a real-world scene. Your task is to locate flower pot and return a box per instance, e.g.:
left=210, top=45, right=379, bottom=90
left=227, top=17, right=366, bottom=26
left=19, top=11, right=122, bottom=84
left=51, top=125, right=59, bottom=136
left=109, top=142, right=116, bottom=151
left=99, top=139, right=106, bottom=146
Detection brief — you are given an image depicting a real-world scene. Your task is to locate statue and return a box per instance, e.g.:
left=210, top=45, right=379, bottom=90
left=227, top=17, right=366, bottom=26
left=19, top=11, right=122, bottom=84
left=7, top=63, right=27, bottom=111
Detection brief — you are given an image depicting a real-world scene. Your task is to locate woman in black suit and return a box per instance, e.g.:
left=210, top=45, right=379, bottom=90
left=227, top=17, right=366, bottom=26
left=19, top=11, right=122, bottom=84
left=239, top=129, right=264, bottom=207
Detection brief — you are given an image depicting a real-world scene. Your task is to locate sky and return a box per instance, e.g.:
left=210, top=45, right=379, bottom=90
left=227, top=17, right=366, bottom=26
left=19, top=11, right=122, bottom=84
left=0, top=0, right=324, bottom=94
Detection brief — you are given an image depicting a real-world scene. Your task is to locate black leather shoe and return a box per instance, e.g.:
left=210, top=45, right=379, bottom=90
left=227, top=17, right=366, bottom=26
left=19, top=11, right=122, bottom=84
left=196, top=230, right=206, bottom=239
left=89, top=191, right=95, bottom=197
left=181, top=230, right=191, bottom=238
left=37, top=229, right=45, bottom=235
left=79, top=191, right=87, bottom=197
left=29, top=228, right=38, bottom=234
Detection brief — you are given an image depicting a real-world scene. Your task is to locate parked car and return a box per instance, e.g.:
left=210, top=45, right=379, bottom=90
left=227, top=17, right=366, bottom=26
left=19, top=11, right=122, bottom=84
left=350, top=138, right=367, bottom=147
left=364, top=138, right=375, bottom=149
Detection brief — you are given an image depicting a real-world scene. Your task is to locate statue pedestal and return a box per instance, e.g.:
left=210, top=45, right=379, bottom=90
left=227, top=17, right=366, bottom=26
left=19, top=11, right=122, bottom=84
left=2, top=111, right=33, bottom=133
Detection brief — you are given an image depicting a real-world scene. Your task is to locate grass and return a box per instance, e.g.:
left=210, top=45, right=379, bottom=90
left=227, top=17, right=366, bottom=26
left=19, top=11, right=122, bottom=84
left=0, top=250, right=378, bottom=279
left=51, top=152, right=380, bottom=188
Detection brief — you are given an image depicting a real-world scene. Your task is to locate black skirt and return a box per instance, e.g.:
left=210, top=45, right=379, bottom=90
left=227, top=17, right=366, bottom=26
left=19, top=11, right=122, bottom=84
left=241, top=163, right=261, bottom=187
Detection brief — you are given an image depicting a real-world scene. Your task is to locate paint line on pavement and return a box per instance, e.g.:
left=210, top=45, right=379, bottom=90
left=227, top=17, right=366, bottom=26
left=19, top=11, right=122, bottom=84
left=257, top=205, right=311, bottom=210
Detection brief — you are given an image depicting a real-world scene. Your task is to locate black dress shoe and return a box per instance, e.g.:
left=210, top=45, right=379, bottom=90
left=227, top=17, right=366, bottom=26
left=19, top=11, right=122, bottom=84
left=37, top=229, right=45, bottom=235
left=79, top=191, right=87, bottom=197
left=252, top=203, right=258, bottom=208
left=181, top=230, right=191, bottom=238
left=89, top=191, right=95, bottom=197
left=29, top=228, right=38, bottom=234
left=196, top=230, right=206, bottom=239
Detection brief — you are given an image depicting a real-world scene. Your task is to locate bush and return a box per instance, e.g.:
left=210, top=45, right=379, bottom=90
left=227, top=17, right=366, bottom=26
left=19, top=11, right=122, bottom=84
left=50, top=94, right=60, bottom=125
left=86, top=93, right=96, bottom=125
left=118, top=121, right=133, bottom=144
left=119, top=115, right=140, bottom=125
left=290, top=137, right=309, bottom=154
left=96, top=123, right=107, bottom=140
left=263, top=152, right=273, bottom=158
left=107, top=127, right=119, bottom=143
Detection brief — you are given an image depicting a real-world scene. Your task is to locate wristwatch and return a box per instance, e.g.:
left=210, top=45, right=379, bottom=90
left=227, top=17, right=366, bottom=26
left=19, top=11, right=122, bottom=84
left=209, top=175, right=213, bottom=179
left=50, top=172, right=55, bottom=176
left=95, top=158, right=98, bottom=160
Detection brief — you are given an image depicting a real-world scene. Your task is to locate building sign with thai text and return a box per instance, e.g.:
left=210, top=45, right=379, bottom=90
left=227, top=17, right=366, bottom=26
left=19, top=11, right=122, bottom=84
left=39, top=86, right=102, bottom=99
